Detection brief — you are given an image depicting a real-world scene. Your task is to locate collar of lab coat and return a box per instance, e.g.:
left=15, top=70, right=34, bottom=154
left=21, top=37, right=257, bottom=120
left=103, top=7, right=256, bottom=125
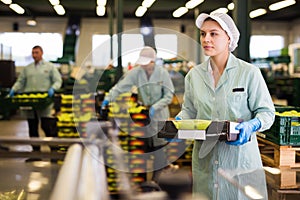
left=34, top=59, right=45, bottom=67
left=195, top=53, right=238, bottom=90
left=198, top=53, right=238, bottom=72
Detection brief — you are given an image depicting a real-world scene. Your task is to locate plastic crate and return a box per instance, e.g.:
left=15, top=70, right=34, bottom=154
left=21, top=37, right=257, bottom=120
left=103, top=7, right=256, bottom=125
left=8, top=92, right=53, bottom=110
left=262, top=106, right=300, bottom=145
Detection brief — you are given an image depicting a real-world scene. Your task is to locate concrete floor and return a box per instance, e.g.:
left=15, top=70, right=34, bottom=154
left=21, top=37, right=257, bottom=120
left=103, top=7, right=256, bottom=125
left=0, top=115, right=61, bottom=200
left=1, top=114, right=300, bottom=200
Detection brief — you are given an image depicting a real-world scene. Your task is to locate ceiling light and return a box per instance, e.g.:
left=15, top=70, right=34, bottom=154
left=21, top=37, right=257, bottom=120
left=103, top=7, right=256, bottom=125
left=249, top=8, right=267, bottom=18
left=135, top=6, right=147, bottom=17
left=227, top=2, right=234, bottom=10
left=9, top=4, right=25, bottom=14
left=53, top=4, right=65, bottom=15
left=142, top=0, right=156, bottom=8
left=96, top=5, right=105, bottom=16
left=97, top=0, right=107, bottom=6
left=140, top=26, right=152, bottom=35
left=49, top=0, right=60, bottom=6
left=27, top=19, right=37, bottom=26
left=269, top=0, right=296, bottom=11
left=211, top=7, right=228, bottom=14
left=185, top=0, right=204, bottom=9
left=1, top=0, right=12, bottom=4
left=173, top=7, right=188, bottom=18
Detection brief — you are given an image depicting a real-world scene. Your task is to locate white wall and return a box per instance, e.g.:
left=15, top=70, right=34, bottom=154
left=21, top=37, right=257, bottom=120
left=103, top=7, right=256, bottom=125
left=289, top=18, right=300, bottom=44
left=251, top=20, right=291, bottom=47
left=0, top=16, right=67, bottom=34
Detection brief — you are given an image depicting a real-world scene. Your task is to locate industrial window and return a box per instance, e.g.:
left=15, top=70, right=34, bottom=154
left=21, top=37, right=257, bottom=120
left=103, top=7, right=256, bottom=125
left=155, top=34, right=177, bottom=59
left=92, top=33, right=178, bottom=68
left=0, top=32, right=63, bottom=67
left=92, top=34, right=111, bottom=68
left=250, top=35, right=284, bottom=59
left=92, top=34, right=144, bottom=68
left=121, top=34, right=145, bottom=67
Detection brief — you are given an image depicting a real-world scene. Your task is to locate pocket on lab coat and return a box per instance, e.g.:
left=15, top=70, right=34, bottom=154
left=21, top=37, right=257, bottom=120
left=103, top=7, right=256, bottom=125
left=227, top=92, right=248, bottom=110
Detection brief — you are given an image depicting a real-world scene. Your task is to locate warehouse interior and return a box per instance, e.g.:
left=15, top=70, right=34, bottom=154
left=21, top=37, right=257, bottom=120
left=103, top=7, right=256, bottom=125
left=1, top=0, right=300, bottom=199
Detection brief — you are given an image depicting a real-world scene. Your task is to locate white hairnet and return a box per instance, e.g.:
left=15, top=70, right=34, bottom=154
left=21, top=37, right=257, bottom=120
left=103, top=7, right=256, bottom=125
left=195, top=13, right=240, bottom=52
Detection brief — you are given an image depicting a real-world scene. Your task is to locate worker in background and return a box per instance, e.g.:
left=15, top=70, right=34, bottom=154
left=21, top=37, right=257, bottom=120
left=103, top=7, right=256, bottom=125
left=101, top=46, right=175, bottom=182
left=176, top=13, right=275, bottom=199
left=9, top=45, right=62, bottom=161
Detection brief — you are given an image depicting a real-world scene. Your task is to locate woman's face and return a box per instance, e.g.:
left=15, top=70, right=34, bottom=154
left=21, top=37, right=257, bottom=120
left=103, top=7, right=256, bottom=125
left=200, top=19, right=230, bottom=57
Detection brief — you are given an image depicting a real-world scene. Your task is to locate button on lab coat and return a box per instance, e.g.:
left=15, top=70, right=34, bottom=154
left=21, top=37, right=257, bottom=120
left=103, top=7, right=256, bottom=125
left=177, top=53, right=275, bottom=200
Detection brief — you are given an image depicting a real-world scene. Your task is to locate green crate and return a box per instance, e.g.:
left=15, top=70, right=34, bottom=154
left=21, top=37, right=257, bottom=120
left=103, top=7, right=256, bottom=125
left=12, top=98, right=53, bottom=109
left=263, top=132, right=288, bottom=145
left=289, top=135, right=300, bottom=145
left=8, top=93, right=53, bottom=110
left=291, top=126, right=300, bottom=135
left=274, top=105, right=300, bottom=113
left=261, top=106, right=300, bottom=145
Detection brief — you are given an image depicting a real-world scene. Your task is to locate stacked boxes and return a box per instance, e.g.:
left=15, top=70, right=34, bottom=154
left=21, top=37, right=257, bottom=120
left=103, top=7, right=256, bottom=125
left=57, top=95, right=79, bottom=139
left=273, top=78, right=300, bottom=107
left=165, top=140, right=193, bottom=167
left=103, top=93, right=149, bottom=193
left=57, top=93, right=95, bottom=138
left=75, top=93, right=96, bottom=138
left=260, top=106, right=300, bottom=146
left=56, top=94, right=95, bottom=154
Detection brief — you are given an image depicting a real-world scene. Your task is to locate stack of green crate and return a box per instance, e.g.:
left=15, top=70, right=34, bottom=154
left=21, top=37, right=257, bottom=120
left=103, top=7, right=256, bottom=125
left=104, top=93, right=149, bottom=193
left=56, top=93, right=94, bottom=157
left=261, top=106, right=300, bottom=146
left=164, top=139, right=193, bottom=167
left=74, top=93, right=95, bottom=138
left=57, top=94, right=79, bottom=139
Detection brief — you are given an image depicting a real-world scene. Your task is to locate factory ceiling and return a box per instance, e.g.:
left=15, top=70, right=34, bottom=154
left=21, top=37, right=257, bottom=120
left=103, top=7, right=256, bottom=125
left=0, top=0, right=299, bottom=22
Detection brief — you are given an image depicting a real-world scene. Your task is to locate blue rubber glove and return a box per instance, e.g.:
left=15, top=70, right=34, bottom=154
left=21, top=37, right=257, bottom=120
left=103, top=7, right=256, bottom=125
left=149, top=106, right=155, bottom=118
left=175, top=116, right=182, bottom=120
left=100, top=100, right=109, bottom=118
left=48, top=88, right=55, bottom=97
left=9, top=89, right=14, bottom=97
left=101, top=100, right=109, bottom=108
left=166, top=138, right=182, bottom=142
left=227, top=118, right=261, bottom=146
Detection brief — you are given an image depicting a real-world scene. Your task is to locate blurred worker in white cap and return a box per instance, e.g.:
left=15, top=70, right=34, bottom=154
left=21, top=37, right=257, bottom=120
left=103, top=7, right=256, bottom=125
left=176, top=13, right=275, bottom=199
left=101, top=46, right=175, bottom=182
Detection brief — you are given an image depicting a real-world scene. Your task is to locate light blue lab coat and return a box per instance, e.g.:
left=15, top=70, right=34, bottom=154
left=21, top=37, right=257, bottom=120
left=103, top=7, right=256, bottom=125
left=105, top=65, right=175, bottom=147
left=12, top=60, right=62, bottom=117
left=177, top=53, right=275, bottom=200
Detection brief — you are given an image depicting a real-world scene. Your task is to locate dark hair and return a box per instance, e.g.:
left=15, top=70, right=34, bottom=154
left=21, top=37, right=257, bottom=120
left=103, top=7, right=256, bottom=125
left=32, top=45, right=43, bottom=53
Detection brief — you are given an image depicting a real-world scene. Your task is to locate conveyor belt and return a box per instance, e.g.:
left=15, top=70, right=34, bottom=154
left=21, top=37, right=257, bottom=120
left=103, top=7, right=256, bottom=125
left=0, top=137, right=97, bottom=159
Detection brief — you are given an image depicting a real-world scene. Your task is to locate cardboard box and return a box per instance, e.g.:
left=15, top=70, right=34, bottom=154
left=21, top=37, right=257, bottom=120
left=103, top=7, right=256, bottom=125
left=158, top=120, right=239, bottom=141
